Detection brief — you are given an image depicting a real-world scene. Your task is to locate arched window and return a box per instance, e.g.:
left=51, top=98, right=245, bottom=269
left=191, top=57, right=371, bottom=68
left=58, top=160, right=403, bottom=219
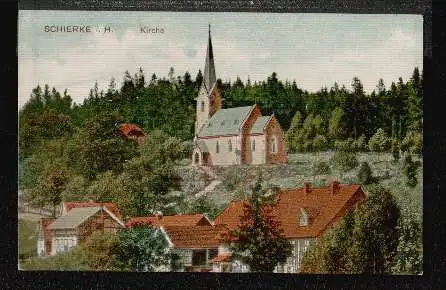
left=252, top=139, right=256, bottom=151
left=201, top=101, right=205, bottom=112
left=271, top=137, right=277, bottom=153
left=216, top=141, right=219, bottom=153
left=228, top=139, right=232, bottom=152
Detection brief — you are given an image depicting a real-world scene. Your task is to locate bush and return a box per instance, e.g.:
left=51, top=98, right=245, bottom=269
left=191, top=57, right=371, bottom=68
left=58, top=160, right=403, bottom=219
left=368, top=128, right=391, bottom=152
left=391, top=139, right=400, bottom=162
left=357, top=162, right=375, bottom=185
left=312, top=160, right=331, bottom=175
left=312, top=135, right=328, bottom=152
left=330, top=150, right=359, bottom=172
left=403, top=155, right=421, bottom=188
left=401, top=131, right=422, bottom=155
left=222, top=167, right=244, bottom=191
left=354, top=135, right=368, bottom=152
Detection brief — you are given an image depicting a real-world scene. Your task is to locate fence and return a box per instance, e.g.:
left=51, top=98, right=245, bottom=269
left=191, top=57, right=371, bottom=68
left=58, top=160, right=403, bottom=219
left=18, top=204, right=54, bottom=217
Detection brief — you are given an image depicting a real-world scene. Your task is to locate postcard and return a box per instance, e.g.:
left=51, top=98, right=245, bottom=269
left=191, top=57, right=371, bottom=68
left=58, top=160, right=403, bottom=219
left=18, top=10, right=423, bottom=274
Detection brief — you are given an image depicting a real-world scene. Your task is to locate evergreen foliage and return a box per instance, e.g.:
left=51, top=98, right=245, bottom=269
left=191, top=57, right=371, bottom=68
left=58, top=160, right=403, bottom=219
left=223, top=178, right=293, bottom=272
left=301, top=185, right=401, bottom=274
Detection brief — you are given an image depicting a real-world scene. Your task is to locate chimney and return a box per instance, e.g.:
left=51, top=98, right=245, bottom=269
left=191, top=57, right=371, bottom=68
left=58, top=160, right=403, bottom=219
left=330, top=181, right=340, bottom=195
left=303, top=182, right=311, bottom=194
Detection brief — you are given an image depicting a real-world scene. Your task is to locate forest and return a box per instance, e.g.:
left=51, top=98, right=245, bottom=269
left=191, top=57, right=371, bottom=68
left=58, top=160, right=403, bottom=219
left=18, top=67, right=423, bottom=274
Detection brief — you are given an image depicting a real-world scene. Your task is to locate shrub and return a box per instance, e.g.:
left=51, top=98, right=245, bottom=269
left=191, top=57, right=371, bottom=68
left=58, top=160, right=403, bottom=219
left=222, top=167, right=244, bottom=191
left=403, top=155, right=421, bottom=188
left=401, top=131, right=422, bottom=155
left=391, top=139, right=400, bottom=162
left=354, top=135, right=368, bottom=152
left=312, top=160, right=331, bottom=175
left=330, top=150, right=359, bottom=172
left=357, top=162, right=375, bottom=185
left=368, top=128, right=391, bottom=152
left=312, top=135, right=328, bottom=152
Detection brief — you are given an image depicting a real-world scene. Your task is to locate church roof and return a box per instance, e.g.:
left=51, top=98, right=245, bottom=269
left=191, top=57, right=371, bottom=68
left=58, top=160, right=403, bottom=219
left=250, top=116, right=272, bottom=134
left=203, top=25, right=216, bottom=94
left=198, top=105, right=254, bottom=137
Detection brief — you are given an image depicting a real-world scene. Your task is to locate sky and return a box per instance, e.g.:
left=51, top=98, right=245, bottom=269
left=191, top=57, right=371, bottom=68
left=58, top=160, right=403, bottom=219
left=18, top=11, right=423, bottom=108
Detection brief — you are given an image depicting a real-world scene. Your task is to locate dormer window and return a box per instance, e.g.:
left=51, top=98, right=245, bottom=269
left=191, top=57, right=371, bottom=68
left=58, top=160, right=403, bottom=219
left=299, top=208, right=308, bottom=226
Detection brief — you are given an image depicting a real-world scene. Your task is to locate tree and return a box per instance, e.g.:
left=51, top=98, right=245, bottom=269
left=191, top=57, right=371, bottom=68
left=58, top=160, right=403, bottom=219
left=368, top=128, right=391, bottom=152
left=285, top=110, right=303, bottom=152
left=26, top=159, right=70, bottom=216
left=301, top=185, right=401, bottom=274
left=328, top=107, right=346, bottom=140
left=224, top=178, right=292, bottom=272
left=403, top=155, right=421, bottom=188
left=66, top=112, right=137, bottom=180
left=392, top=216, right=423, bottom=274
left=118, top=225, right=171, bottom=272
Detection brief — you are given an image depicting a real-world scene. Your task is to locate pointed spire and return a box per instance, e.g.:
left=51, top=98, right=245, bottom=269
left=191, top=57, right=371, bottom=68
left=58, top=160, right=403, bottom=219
left=203, top=24, right=216, bottom=93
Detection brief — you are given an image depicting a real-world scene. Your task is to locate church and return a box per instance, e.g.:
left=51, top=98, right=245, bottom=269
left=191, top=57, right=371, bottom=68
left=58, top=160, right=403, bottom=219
left=192, top=26, right=288, bottom=166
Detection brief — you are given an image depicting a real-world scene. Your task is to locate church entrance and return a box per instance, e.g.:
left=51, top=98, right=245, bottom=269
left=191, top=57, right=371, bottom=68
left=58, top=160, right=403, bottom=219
left=194, top=152, right=200, bottom=165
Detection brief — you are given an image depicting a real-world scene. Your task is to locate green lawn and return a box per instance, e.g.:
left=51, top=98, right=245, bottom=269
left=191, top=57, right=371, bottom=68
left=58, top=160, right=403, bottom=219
left=18, top=218, right=39, bottom=260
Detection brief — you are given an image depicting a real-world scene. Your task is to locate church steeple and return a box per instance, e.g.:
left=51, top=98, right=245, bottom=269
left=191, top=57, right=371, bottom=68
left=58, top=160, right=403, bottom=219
left=203, top=24, right=216, bottom=93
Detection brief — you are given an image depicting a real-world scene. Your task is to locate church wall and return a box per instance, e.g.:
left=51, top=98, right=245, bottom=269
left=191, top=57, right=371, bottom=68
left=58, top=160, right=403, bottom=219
left=265, top=117, right=288, bottom=164
left=209, top=87, right=222, bottom=117
left=202, top=136, right=241, bottom=165
left=247, top=134, right=267, bottom=165
left=241, top=105, right=262, bottom=164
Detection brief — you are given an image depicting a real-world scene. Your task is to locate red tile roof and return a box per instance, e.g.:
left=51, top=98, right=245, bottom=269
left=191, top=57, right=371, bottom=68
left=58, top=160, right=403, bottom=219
left=163, top=225, right=228, bottom=248
left=63, top=202, right=122, bottom=220
left=40, top=218, right=55, bottom=255
left=126, top=214, right=211, bottom=228
left=213, top=182, right=365, bottom=239
left=211, top=253, right=232, bottom=263
left=119, top=123, right=145, bottom=137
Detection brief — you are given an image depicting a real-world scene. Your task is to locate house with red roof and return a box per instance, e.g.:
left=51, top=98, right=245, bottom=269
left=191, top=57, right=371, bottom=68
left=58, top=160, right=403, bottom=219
left=37, top=201, right=124, bottom=256
left=119, top=123, right=147, bottom=143
left=126, top=213, right=224, bottom=272
left=212, top=181, right=366, bottom=273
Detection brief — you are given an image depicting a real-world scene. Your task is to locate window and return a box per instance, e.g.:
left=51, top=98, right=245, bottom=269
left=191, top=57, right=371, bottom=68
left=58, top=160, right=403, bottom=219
left=201, top=101, right=205, bottom=112
left=271, top=137, right=277, bottom=153
left=252, top=139, right=256, bottom=151
left=228, top=139, right=232, bottom=152
left=299, top=208, right=308, bottom=226
left=216, top=141, right=219, bottom=153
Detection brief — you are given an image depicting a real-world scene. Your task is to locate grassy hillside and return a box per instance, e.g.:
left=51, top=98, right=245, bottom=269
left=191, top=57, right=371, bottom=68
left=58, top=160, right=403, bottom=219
left=195, top=152, right=422, bottom=221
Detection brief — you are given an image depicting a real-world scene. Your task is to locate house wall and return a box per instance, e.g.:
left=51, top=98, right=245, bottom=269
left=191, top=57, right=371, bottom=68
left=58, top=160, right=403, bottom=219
left=201, top=135, right=241, bottom=165
left=76, top=210, right=121, bottom=244
left=273, top=238, right=315, bottom=273
left=265, top=117, right=288, bottom=164
left=50, top=229, right=77, bottom=256
left=241, top=105, right=262, bottom=164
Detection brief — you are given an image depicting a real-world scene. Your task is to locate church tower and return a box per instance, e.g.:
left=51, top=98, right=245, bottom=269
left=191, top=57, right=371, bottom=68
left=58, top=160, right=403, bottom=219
left=195, top=25, right=222, bottom=137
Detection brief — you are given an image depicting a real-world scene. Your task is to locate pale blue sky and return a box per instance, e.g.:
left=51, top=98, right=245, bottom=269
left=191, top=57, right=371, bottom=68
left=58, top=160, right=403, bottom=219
left=18, top=11, right=423, bottom=108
